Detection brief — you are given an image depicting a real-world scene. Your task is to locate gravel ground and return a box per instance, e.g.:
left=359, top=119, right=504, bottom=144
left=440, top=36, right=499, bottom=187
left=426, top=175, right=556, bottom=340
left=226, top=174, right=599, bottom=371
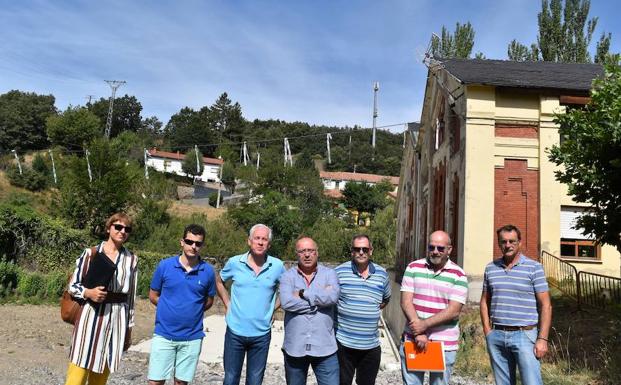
left=0, top=300, right=488, bottom=385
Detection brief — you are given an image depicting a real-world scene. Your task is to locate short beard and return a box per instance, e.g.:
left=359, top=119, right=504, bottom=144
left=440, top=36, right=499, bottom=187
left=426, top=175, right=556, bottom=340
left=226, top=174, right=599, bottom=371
left=427, top=255, right=443, bottom=265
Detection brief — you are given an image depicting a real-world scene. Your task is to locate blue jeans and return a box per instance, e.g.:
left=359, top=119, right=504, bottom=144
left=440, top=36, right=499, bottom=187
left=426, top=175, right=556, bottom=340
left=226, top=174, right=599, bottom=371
left=223, top=327, right=271, bottom=385
left=284, top=351, right=339, bottom=385
left=485, top=328, right=543, bottom=385
left=399, top=343, right=457, bottom=385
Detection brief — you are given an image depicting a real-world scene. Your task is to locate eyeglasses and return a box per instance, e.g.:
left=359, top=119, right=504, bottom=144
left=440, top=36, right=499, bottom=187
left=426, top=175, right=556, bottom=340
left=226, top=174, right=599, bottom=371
left=499, top=239, right=519, bottom=245
left=112, top=224, right=132, bottom=233
left=183, top=239, right=204, bottom=247
left=296, top=248, right=317, bottom=255
left=428, top=245, right=447, bottom=252
left=351, top=247, right=370, bottom=254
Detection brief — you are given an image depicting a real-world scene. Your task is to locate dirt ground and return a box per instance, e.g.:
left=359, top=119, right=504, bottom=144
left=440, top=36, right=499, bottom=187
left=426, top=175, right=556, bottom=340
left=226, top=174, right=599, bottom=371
left=0, top=298, right=159, bottom=384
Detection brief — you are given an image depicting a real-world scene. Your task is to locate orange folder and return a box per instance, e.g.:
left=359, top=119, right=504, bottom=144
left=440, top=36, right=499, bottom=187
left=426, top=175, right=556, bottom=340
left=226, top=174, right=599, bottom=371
left=403, top=340, right=445, bottom=372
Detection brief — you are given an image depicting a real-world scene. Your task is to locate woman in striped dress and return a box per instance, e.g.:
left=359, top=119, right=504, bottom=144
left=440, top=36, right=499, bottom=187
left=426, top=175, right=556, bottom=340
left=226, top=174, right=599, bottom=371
left=64, top=212, right=138, bottom=385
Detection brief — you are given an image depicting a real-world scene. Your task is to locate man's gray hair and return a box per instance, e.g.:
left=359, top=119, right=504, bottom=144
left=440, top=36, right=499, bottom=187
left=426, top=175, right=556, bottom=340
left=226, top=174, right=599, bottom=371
left=248, top=224, right=273, bottom=242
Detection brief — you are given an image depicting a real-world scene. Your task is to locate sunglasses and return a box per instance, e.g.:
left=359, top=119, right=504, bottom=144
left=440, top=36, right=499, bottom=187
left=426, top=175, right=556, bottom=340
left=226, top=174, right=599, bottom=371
left=428, top=245, right=447, bottom=252
left=351, top=247, right=370, bottom=254
left=183, top=239, right=204, bottom=247
left=112, top=224, right=132, bottom=233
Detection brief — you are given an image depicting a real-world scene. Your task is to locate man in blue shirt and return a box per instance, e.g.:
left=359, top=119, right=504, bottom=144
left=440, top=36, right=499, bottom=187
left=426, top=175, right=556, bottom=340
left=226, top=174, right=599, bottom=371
left=335, top=234, right=391, bottom=385
left=147, top=224, right=217, bottom=385
left=280, top=236, right=340, bottom=385
left=216, top=224, right=286, bottom=385
left=480, top=224, right=552, bottom=385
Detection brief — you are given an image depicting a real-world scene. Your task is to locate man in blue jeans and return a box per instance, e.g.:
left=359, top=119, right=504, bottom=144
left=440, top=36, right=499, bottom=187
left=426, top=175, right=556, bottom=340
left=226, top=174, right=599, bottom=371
left=280, top=236, right=340, bottom=385
left=480, top=224, right=552, bottom=385
left=148, top=224, right=217, bottom=385
left=216, top=224, right=286, bottom=385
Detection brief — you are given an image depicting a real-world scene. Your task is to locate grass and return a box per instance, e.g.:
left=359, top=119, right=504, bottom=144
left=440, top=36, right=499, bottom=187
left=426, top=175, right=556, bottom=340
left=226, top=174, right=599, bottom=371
left=454, top=288, right=621, bottom=385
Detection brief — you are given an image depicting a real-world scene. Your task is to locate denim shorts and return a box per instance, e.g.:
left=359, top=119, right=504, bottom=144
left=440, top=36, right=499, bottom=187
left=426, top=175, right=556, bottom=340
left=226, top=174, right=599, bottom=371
left=148, top=334, right=203, bottom=382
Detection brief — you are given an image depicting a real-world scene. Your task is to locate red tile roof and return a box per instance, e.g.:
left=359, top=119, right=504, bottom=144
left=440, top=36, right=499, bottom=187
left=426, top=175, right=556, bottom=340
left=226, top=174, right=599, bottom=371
left=148, top=148, right=224, bottom=165
left=319, top=171, right=399, bottom=185
left=323, top=188, right=344, bottom=199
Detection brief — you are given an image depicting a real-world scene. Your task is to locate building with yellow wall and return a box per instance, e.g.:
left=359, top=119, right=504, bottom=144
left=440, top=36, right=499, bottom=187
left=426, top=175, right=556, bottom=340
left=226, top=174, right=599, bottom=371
left=393, top=59, right=619, bottom=308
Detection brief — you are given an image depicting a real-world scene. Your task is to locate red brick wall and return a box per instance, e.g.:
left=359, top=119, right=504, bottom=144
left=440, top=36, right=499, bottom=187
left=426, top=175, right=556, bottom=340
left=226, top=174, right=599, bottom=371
left=495, top=124, right=538, bottom=139
left=494, top=159, right=540, bottom=260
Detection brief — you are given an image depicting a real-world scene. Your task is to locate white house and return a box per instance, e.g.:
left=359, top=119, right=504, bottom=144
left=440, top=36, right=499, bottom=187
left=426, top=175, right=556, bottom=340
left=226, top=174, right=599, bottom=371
left=319, top=171, right=399, bottom=198
left=146, top=148, right=224, bottom=183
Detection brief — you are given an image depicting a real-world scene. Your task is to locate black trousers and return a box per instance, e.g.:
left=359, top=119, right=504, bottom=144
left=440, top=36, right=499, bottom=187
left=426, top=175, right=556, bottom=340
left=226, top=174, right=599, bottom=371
left=337, top=341, right=381, bottom=385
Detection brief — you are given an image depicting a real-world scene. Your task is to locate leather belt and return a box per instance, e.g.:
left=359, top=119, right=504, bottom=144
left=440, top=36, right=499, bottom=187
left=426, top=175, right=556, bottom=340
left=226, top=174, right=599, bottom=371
left=493, top=324, right=536, bottom=331
left=103, top=292, right=128, bottom=303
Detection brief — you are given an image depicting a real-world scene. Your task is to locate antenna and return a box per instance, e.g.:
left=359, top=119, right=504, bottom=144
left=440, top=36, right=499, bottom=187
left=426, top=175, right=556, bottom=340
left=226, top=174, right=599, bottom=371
left=372, top=81, right=379, bottom=156
left=423, top=33, right=444, bottom=71
left=104, top=80, right=126, bottom=138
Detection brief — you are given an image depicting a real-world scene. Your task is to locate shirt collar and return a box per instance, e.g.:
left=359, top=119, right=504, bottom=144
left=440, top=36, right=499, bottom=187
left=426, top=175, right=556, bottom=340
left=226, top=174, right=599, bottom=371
left=424, top=257, right=453, bottom=273
left=240, top=252, right=272, bottom=269
left=350, top=260, right=375, bottom=276
left=495, top=254, right=527, bottom=268
left=175, top=255, right=204, bottom=271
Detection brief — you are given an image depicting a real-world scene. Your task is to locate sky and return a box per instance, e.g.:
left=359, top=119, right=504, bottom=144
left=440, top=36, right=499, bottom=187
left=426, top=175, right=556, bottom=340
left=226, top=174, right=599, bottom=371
left=1, top=0, right=620, bottom=133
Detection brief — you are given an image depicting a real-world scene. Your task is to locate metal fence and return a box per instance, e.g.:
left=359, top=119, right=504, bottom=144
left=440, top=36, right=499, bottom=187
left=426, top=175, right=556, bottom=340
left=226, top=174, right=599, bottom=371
left=541, top=251, right=621, bottom=310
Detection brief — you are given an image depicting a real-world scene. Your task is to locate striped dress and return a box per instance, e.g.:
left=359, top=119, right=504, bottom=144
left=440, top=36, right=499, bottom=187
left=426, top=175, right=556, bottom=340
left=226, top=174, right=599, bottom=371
left=67, top=242, right=137, bottom=373
left=400, top=258, right=468, bottom=351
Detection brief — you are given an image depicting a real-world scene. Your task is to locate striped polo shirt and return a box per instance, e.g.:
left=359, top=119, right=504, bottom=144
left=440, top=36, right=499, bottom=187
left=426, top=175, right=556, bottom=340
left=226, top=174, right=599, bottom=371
left=482, top=254, right=548, bottom=327
left=335, top=261, right=391, bottom=350
left=400, top=258, right=468, bottom=351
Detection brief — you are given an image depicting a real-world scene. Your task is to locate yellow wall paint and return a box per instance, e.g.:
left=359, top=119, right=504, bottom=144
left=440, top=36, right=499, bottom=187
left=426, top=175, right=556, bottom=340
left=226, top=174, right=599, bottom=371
left=463, top=86, right=495, bottom=277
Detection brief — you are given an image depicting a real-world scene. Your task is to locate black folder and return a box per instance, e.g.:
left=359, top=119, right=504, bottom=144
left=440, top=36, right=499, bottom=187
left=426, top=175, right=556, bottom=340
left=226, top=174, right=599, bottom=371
left=82, top=251, right=117, bottom=289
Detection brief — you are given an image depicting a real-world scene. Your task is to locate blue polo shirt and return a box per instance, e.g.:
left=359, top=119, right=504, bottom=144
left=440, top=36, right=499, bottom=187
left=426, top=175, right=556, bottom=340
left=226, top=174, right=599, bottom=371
left=335, top=260, right=391, bottom=349
left=220, top=252, right=285, bottom=337
left=482, top=254, right=549, bottom=327
left=151, top=256, right=216, bottom=341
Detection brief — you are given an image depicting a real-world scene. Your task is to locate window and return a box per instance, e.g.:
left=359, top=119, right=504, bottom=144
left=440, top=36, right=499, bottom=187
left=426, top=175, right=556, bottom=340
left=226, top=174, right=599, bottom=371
left=560, top=239, right=599, bottom=260
left=560, top=206, right=600, bottom=260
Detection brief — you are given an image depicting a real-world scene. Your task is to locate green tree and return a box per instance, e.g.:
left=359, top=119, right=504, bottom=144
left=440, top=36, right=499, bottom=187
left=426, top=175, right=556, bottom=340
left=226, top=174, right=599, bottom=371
left=46, top=106, right=101, bottom=151
left=368, top=205, right=397, bottom=265
left=227, top=191, right=304, bottom=258
left=209, top=93, right=245, bottom=141
left=0, top=90, right=56, bottom=152
left=89, top=95, right=143, bottom=137
left=595, top=33, right=621, bottom=65
left=548, top=64, right=621, bottom=255
left=164, top=107, right=219, bottom=157
left=342, top=182, right=388, bottom=215
left=431, top=22, right=476, bottom=59
left=508, top=0, right=616, bottom=63
left=507, top=40, right=540, bottom=61
left=181, top=147, right=204, bottom=181
left=55, top=138, right=135, bottom=235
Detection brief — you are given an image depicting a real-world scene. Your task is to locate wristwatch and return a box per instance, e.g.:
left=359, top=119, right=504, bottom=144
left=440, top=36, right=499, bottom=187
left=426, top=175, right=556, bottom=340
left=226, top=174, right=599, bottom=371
left=299, top=289, right=305, bottom=299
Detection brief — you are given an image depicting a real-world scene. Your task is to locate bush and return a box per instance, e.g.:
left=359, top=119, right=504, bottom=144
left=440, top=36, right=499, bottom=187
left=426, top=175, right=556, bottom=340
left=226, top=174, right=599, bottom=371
left=0, top=258, right=19, bottom=296
left=135, top=250, right=167, bottom=297
left=45, top=271, right=68, bottom=298
left=16, top=270, right=46, bottom=298
left=0, top=202, right=90, bottom=271
left=6, top=166, right=48, bottom=191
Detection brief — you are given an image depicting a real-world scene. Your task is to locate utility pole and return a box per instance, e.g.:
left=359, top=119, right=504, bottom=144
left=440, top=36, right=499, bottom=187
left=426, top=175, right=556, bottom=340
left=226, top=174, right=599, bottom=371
left=104, top=80, right=126, bottom=139
left=85, top=95, right=95, bottom=105
left=372, top=81, right=379, bottom=160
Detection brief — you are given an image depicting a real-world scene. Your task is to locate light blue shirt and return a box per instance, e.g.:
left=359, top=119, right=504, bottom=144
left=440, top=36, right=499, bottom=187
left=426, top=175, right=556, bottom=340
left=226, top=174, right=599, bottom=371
left=280, top=264, right=340, bottom=357
left=220, top=252, right=285, bottom=337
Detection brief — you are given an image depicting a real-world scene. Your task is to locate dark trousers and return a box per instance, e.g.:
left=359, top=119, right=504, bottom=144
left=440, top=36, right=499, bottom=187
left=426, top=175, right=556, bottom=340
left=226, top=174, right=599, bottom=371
left=337, top=341, right=381, bottom=385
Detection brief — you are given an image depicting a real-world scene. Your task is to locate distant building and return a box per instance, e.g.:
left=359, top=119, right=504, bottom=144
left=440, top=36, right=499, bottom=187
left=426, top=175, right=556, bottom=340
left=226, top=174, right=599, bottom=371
left=319, top=171, right=399, bottom=199
left=146, top=148, right=224, bottom=183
